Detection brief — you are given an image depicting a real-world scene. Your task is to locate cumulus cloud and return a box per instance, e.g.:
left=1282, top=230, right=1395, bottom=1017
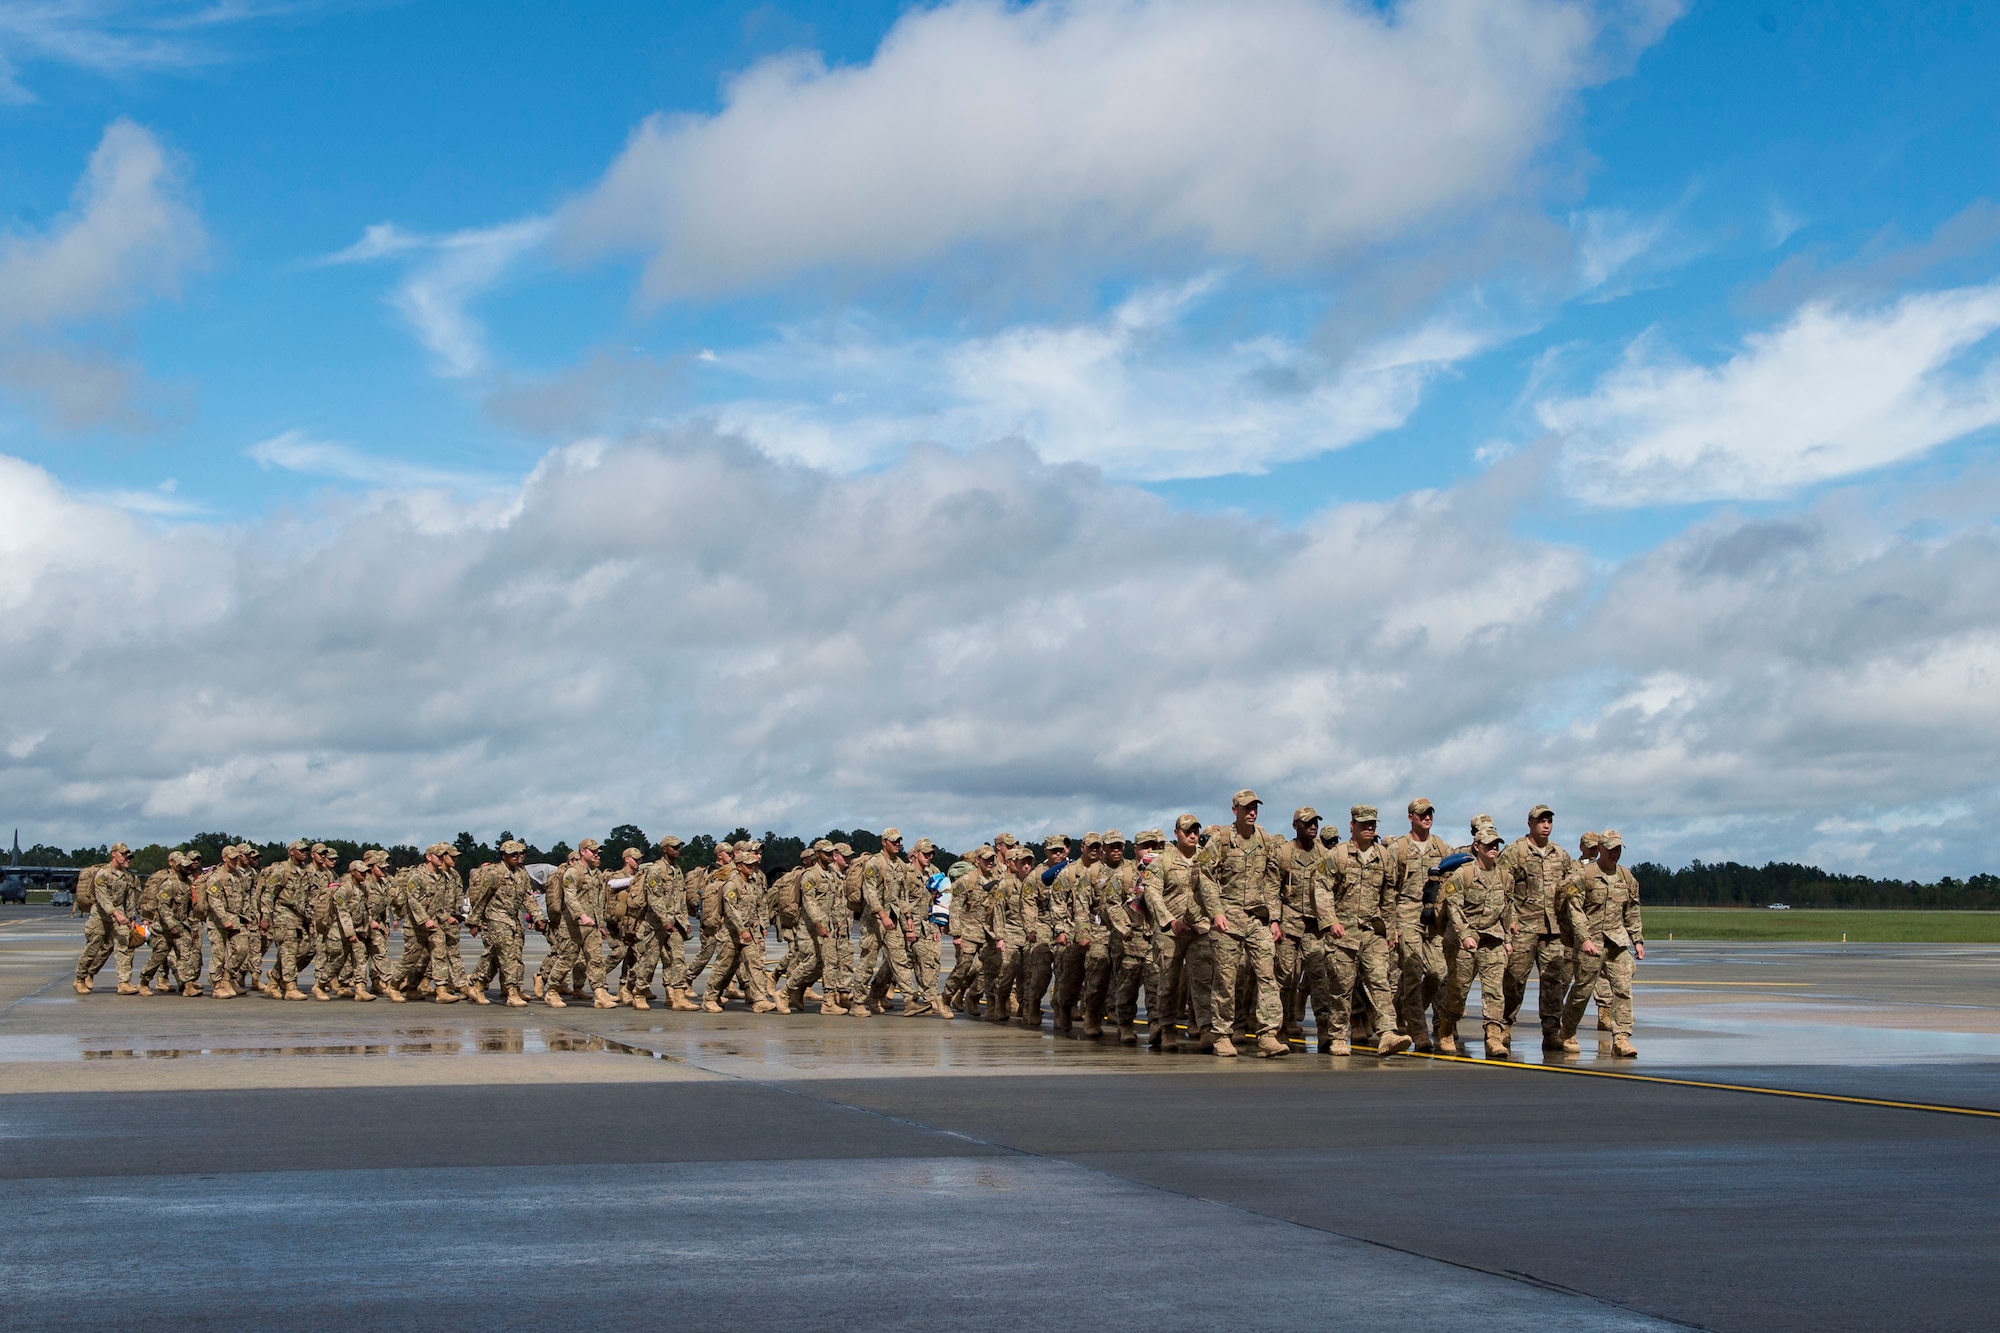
left=247, top=429, right=503, bottom=491
left=1541, top=281, right=2000, bottom=505
left=0, top=118, right=204, bottom=430
left=695, top=274, right=1497, bottom=477
left=322, top=218, right=552, bottom=379
left=0, top=430, right=1995, bottom=877
left=558, top=0, right=1668, bottom=301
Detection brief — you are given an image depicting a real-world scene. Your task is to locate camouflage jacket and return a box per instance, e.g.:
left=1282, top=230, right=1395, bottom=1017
left=640, top=859, right=688, bottom=935
left=1499, top=837, right=1575, bottom=936
left=1321, top=841, right=1400, bottom=944
left=1440, top=860, right=1516, bottom=944
left=984, top=872, right=1037, bottom=948
left=1561, top=863, right=1643, bottom=951
left=1140, top=845, right=1204, bottom=934
left=1194, top=826, right=1283, bottom=934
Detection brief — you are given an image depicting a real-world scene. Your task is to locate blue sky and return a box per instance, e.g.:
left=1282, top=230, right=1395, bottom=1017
left=3, top=1, right=1999, bottom=874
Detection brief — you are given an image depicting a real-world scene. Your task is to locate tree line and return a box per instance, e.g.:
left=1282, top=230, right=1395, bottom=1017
left=1631, top=861, right=2000, bottom=909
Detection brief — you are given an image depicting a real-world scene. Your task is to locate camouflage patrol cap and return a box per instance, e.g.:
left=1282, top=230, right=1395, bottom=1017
left=1318, top=826, right=1340, bottom=846
left=363, top=848, right=389, bottom=865
left=500, top=839, right=528, bottom=855
left=1104, top=831, right=1125, bottom=847
left=881, top=827, right=902, bottom=843
left=746, top=841, right=763, bottom=853
left=1136, top=828, right=1165, bottom=847
left=623, top=845, right=643, bottom=860
left=913, top=837, right=935, bottom=854
left=973, top=843, right=996, bottom=860
left=1528, top=804, right=1555, bottom=821
left=349, top=859, right=369, bottom=875
left=1351, top=805, right=1379, bottom=823
left=1293, top=806, right=1319, bottom=825
left=1043, top=835, right=1068, bottom=851
left=1579, top=831, right=1602, bottom=852
left=311, top=843, right=332, bottom=857
left=1408, top=798, right=1435, bottom=816
left=287, top=839, right=309, bottom=853
left=425, top=842, right=455, bottom=858
left=1232, top=789, right=1261, bottom=808
left=1174, top=814, right=1202, bottom=834
left=811, top=839, right=834, bottom=854
left=1598, top=829, right=1623, bottom=850
left=1470, top=813, right=1494, bottom=835
left=1475, top=826, right=1505, bottom=847
left=577, top=837, right=601, bottom=852
left=1203, top=823, right=1224, bottom=837
left=832, top=842, right=853, bottom=857
left=1081, top=832, right=1104, bottom=848
left=657, top=835, right=684, bottom=851
left=109, top=841, right=130, bottom=855
left=166, top=850, right=185, bottom=867
left=993, top=832, right=1019, bottom=848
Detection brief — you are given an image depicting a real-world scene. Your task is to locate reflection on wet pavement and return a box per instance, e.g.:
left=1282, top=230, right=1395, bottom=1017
left=0, top=1028, right=671, bottom=1062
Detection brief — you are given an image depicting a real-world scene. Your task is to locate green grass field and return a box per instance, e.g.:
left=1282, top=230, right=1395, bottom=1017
left=1647, top=908, right=2000, bottom=943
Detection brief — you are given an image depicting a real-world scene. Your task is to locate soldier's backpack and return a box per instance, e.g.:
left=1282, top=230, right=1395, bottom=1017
left=74, top=864, right=99, bottom=914
left=544, top=865, right=567, bottom=920
left=772, top=868, right=803, bottom=925
left=469, top=864, right=502, bottom=920
left=699, top=869, right=725, bottom=925
left=312, top=872, right=336, bottom=932
left=189, top=870, right=207, bottom=917
left=845, top=863, right=866, bottom=915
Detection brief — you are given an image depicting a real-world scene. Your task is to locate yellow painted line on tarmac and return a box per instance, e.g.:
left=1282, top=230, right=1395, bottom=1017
left=1405, top=1049, right=2000, bottom=1121
left=1632, top=980, right=1811, bottom=986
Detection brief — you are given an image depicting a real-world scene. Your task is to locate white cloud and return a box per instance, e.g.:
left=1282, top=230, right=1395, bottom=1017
left=247, top=428, right=502, bottom=491
left=2, top=432, right=1997, bottom=878
left=1541, top=282, right=2000, bottom=505
left=322, top=217, right=552, bottom=379
left=0, top=0, right=305, bottom=102
left=0, top=119, right=205, bottom=431
left=692, top=276, right=1497, bottom=477
left=558, top=0, right=1665, bottom=301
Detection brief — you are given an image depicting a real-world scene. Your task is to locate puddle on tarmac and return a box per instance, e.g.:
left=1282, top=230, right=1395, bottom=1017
left=0, top=1028, right=669, bottom=1062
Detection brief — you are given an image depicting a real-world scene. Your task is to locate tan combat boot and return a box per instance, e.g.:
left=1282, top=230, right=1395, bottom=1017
left=819, top=995, right=846, bottom=1016
left=1598, top=1011, right=1614, bottom=1031
left=847, top=997, right=871, bottom=1017
left=771, top=990, right=793, bottom=1014
left=546, top=989, right=568, bottom=1008
left=1255, top=1032, right=1289, bottom=1058
left=702, top=995, right=724, bottom=1013
left=1376, top=1031, right=1415, bottom=1057
left=181, top=981, right=202, bottom=997
left=71, top=978, right=90, bottom=995
left=1560, top=1035, right=1580, bottom=1054
left=283, top=986, right=309, bottom=1001
left=353, top=986, right=376, bottom=1002
left=1484, top=1026, right=1510, bottom=1059
left=383, top=984, right=406, bottom=1003
left=532, top=974, right=545, bottom=999
left=310, top=984, right=331, bottom=1001
left=669, top=987, right=699, bottom=1012
left=1435, top=1028, right=1461, bottom=1056
left=468, top=986, right=491, bottom=1006
left=116, top=981, right=141, bottom=995
left=435, top=988, right=460, bottom=1004
left=136, top=983, right=153, bottom=997
left=631, top=990, right=652, bottom=1010
left=592, top=987, right=616, bottom=1009
left=1322, top=1036, right=1352, bottom=1057
left=616, top=985, right=631, bottom=1006
left=1612, top=1035, right=1638, bottom=1058
left=1211, top=1035, right=1239, bottom=1058
left=751, top=997, right=779, bottom=1013
left=1118, top=1023, right=1138, bottom=1045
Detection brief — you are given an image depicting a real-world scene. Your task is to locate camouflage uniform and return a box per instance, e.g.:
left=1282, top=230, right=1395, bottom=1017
left=904, top=840, right=948, bottom=1015
left=470, top=845, right=535, bottom=1000
left=264, top=846, right=315, bottom=996
left=629, top=840, right=691, bottom=1005
left=555, top=844, right=610, bottom=1001
left=1498, top=809, right=1577, bottom=1047
left=321, top=868, right=374, bottom=999
left=1438, top=834, right=1516, bottom=1050
left=1140, top=829, right=1204, bottom=1047
left=136, top=865, right=175, bottom=992
left=1559, top=833, right=1642, bottom=1052
left=786, top=847, right=848, bottom=1010
left=1322, top=814, right=1404, bottom=1051
left=1049, top=840, right=1104, bottom=1033
left=859, top=838, right=922, bottom=1012
left=1017, top=842, right=1065, bottom=1026
left=1275, top=819, right=1338, bottom=1049
left=202, top=856, right=253, bottom=995
left=1387, top=815, right=1454, bottom=1048
left=1191, top=802, right=1286, bottom=1049
left=984, top=859, right=1037, bottom=1023
left=710, top=864, right=776, bottom=1010
left=75, top=851, right=140, bottom=990
left=536, top=854, right=584, bottom=998
left=942, top=857, right=990, bottom=1014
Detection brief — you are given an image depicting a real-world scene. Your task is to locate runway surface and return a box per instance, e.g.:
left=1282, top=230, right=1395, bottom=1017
left=3, top=909, right=1995, bottom=1331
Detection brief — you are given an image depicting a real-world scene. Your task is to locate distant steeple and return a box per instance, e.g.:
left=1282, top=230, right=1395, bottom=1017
left=10, top=829, right=17, bottom=867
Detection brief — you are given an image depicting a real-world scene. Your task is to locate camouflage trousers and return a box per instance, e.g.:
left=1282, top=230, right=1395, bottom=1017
left=864, top=921, right=920, bottom=1007
left=1326, top=930, right=1398, bottom=1039
left=270, top=910, right=311, bottom=991
left=1193, top=925, right=1280, bottom=1038
left=1433, top=936, right=1478, bottom=1037
left=139, top=927, right=182, bottom=989
left=1052, top=937, right=1109, bottom=1028
left=559, top=915, right=607, bottom=993
left=77, top=907, right=135, bottom=985
left=1274, top=930, right=1334, bottom=1035
left=771, top=922, right=809, bottom=986
left=1473, top=941, right=1511, bottom=1036
left=1502, top=934, right=1572, bottom=1039
left=473, top=913, right=525, bottom=994
left=324, top=929, right=368, bottom=992
left=208, top=921, right=250, bottom=986
left=1015, top=941, right=1054, bottom=1024
left=1109, top=931, right=1150, bottom=1026
left=982, top=942, right=1020, bottom=1020
left=1394, top=914, right=1445, bottom=1042
left=629, top=916, right=690, bottom=996
left=852, top=919, right=880, bottom=998
left=910, top=924, right=944, bottom=1002
left=784, top=928, right=847, bottom=998
left=712, top=931, right=773, bottom=1003
left=943, top=938, right=984, bottom=1009
left=1561, top=943, right=1635, bottom=1039
left=1149, top=928, right=1197, bottom=1036
left=684, top=920, right=722, bottom=992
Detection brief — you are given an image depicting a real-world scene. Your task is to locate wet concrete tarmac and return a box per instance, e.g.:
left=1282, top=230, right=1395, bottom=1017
left=3, top=908, right=1997, bottom=1330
